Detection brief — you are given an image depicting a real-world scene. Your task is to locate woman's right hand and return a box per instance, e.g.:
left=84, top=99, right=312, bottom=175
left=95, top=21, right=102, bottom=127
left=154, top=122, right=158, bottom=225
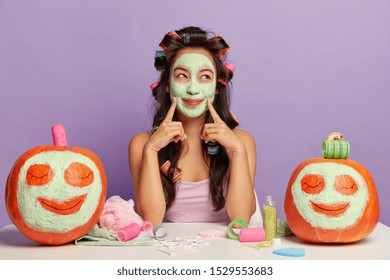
left=145, top=97, right=187, bottom=152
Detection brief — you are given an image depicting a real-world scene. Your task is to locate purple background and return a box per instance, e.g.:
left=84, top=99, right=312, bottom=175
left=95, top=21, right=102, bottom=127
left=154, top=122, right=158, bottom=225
left=1, top=0, right=389, bottom=228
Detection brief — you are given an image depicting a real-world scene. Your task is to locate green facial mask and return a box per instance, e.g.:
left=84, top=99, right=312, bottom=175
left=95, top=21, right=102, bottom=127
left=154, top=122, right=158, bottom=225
left=170, top=53, right=217, bottom=118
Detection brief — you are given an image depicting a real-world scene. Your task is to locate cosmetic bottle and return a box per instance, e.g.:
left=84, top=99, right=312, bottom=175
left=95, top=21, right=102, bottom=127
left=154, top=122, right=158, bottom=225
left=263, top=195, right=277, bottom=241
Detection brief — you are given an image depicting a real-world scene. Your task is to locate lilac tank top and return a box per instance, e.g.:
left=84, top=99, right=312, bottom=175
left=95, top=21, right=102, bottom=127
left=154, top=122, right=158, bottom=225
left=164, top=179, right=230, bottom=223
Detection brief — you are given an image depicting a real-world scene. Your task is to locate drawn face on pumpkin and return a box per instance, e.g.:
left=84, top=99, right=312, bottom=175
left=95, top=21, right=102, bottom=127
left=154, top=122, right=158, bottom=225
left=291, top=162, right=368, bottom=230
left=17, top=151, right=103, bottom=232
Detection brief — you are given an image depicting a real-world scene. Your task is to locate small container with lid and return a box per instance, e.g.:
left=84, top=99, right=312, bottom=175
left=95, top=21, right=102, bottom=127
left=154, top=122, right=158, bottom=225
left=263, top=195, right=277, bottom=241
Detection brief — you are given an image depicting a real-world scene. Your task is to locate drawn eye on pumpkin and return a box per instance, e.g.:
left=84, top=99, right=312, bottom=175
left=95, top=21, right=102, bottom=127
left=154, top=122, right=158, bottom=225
left=64, top=162, right=94, bottom=187
left=301, top=174, right=325, bottom=194
left=334, top=175, right=358, bottom=195
left=26, top=164, right=54, bottom=186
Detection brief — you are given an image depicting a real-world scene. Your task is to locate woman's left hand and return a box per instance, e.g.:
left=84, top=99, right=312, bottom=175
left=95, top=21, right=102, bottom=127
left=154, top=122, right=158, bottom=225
left=201, top=99, right=245, bottom=154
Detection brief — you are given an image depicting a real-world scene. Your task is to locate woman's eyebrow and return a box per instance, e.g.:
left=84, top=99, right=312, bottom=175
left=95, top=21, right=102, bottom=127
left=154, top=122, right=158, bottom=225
left=199, top=68, right=214, bottom=74
left=173, top=66, right=190, bottom=72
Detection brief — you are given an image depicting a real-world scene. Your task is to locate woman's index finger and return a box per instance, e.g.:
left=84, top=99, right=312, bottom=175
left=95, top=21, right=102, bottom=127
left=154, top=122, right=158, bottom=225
left=164, top=97, right=177, bottom=121
left=207, top=98, right=222, bottom=123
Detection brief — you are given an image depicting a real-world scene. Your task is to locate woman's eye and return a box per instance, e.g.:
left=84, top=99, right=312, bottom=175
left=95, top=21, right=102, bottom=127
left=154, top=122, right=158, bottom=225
left=200, top=74, right=211, bottom=80
left=177, top=73, right=188, bottom=79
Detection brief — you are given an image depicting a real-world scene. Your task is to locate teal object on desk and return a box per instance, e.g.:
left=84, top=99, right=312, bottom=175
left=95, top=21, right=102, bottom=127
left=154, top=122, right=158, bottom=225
left=273, top=248, right=306, bottom=257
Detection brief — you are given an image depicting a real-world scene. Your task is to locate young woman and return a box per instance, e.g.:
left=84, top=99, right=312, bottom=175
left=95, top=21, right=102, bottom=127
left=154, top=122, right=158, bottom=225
left=129, top=26, right=256, bottom=226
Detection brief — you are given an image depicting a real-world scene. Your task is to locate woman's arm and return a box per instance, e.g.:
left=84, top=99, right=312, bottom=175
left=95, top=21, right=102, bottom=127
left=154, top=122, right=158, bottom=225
left=225, top=129, right=256, bottom=223
left=202, top=99, right=256, bottom=223
left=129, top=132, right=166, bottom=226
left=128, top=98, right=186, bottom=226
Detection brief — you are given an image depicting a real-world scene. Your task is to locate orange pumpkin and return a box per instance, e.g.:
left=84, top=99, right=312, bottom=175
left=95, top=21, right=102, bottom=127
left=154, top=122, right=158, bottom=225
left=284, top=134, right=380, bottom=243
left=5, top=125, right=106, bottom=245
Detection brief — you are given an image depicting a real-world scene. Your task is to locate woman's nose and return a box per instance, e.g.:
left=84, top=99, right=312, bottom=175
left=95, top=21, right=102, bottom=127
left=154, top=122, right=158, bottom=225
left=186, top=80, right=200, bottom=95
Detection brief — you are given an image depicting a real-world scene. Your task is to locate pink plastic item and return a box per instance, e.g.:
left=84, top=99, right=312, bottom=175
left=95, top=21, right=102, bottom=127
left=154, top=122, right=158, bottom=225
left=218, top=78, right=229, bottom=86
left=117, top=223, right=141, bottom=242
left=150, top=81, right=159, bottom=90
left=142, top=221, right=153, bottom=234
left=99, top=195, right=144, bottom=231
left=224, top=62, right=236, bottom=73
left=51, top=124, right=68, bottom=147
left=239, top=228, right=265, bottom=242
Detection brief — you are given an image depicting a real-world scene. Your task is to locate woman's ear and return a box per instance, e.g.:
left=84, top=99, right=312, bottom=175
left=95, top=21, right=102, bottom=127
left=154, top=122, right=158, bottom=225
left=166, top=85, right=170, bottom=93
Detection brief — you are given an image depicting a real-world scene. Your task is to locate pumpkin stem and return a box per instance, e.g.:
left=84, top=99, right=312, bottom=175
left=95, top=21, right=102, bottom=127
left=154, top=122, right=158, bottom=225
left=51, top=124, right=68, bottom=147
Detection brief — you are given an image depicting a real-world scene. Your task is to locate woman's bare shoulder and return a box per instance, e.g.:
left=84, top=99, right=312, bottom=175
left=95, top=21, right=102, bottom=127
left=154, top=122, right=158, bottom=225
left=233, top=129, right=255, bottom=143
left=129, top=131, right=151, bottom=151
left=233, top=129, right=257, bottom=154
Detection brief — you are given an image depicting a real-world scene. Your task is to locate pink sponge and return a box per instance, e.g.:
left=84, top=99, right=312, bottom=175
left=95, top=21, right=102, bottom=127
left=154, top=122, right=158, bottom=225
left=99, top=195, right=144, bottom=231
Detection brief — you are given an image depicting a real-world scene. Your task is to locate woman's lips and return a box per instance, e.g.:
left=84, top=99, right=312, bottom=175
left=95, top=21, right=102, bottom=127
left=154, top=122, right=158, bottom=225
left=182, top=98, right=204, bottom=108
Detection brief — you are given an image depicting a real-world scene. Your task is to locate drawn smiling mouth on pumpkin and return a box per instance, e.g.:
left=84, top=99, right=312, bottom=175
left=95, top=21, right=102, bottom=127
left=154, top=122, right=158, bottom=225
left=310, top=201, right=350, bottom=217
left=38, top=194, right=88, bottom=215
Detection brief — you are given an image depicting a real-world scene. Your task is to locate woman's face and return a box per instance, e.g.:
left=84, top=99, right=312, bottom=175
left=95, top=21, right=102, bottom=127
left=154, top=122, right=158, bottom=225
left=169, top=48, right=217, bottom=118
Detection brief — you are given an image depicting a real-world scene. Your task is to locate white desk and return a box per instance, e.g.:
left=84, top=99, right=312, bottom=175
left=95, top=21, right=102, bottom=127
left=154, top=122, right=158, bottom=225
left=0, top=222, right=389, bottom=260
